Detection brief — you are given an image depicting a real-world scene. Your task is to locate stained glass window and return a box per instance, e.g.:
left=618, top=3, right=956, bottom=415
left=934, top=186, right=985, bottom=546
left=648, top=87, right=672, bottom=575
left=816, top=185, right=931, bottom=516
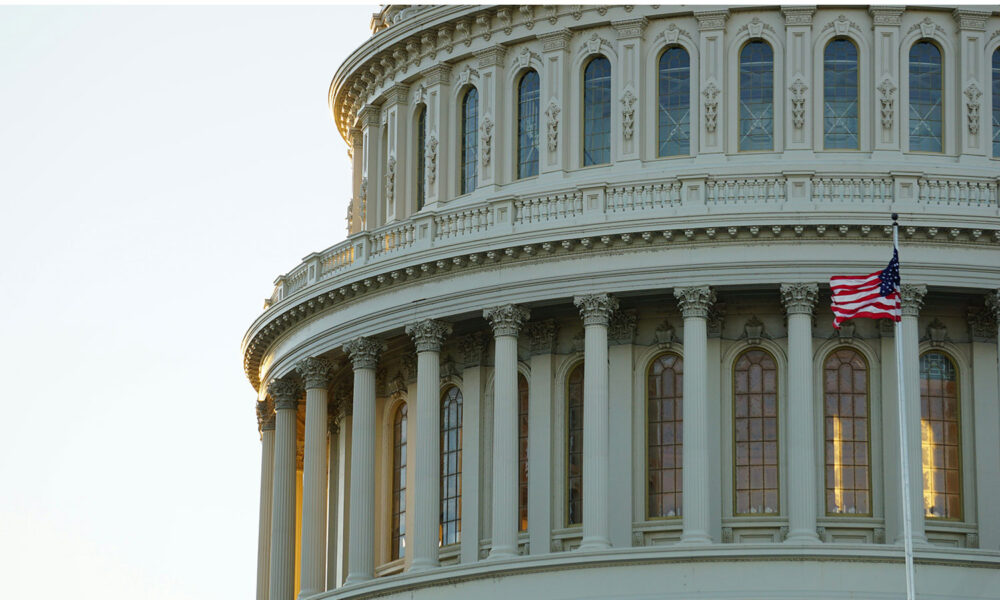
left=518, top=373, right=529, bottom=532
left=992, top=48, right=1000, bottom=157
left=657, top=47, right=691, bottom=157
left=920, top=352, right=962, bottom=520
left=824, top=38, right=860, bottom=149
left=647, top=353, right=683, bottom=519
left=391, top=403, right=407, bottom=559
left=440, top=386, right=463, bottom=545
left=583, top=56, right=612, bottom=166
left=460, top=88, right=478, bottom=194
left=517, top=70, right=540, bottom=179
left=416, top=106, right=426, bottom=210
left=739, top=41, right=774, bottom=151
left=567, top=363, right=584, bottom=526
left=909, top=41, right=943, bottom=153
left=823, top=349, right=870, bottom=515
left=733, top=349, right=779, bottom=515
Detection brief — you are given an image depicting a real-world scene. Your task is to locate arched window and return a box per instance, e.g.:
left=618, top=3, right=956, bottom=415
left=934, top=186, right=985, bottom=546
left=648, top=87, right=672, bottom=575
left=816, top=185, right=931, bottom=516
left=823, top=38, right=860, bottom=149
left=919, top=351, right=961, bottom=520
left=517, top=70, right=540, bottom=179
left=909, top=41, right=943, bottom=153
left=440, top=386, right=463, bottom=545
left=566, top=363, right=584, bottom=526
left=518, top=373, right=530, bottom=531
left=739, top=40, right=774, bottom=151
left=823, top=349, right=870, bottom=515
left=657, top=46, right=691, bottom=157
left=460, top=88, right=478, bottom=195
left=647, top=353, right=683, bottom=519
left=390, top=403, right=407, bottom=560
left=583, top=56, right=612, bottom=166
left=416, top=105, right=426, bottom=211
left=992, top=48, right=999, bottom=157
left=733, top=348, right=779, bottom=515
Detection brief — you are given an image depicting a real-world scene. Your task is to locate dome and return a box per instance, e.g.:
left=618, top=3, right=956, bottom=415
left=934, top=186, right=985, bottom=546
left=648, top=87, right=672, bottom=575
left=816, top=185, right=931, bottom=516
left=246, top=6, right=1000, bottom=600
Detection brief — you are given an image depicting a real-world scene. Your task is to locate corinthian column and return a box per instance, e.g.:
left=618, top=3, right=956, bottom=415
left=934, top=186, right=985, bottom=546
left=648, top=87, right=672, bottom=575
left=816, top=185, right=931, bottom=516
left=267, top=380, right=301, bottom=600
left=674, top=286, right=715, bottom=544
left=404, top=320, right=452, bottom=571
left=295, top=357, right=333, bottom=598
left=899, top=284, right=928, bottom=543
left=484, top=304, right=530, bottom=559
left=573, top=294, right=618, bottom=551
left=256, top=400, right=276, bottom=600
left=780, top=283, right=821, bottom=543
left=342, top=337, right=385, bottom=584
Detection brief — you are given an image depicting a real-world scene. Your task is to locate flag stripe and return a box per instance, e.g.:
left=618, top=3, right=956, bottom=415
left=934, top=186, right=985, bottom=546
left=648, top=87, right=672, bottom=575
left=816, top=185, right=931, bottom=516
left=830, top=250, right=901, bottom=329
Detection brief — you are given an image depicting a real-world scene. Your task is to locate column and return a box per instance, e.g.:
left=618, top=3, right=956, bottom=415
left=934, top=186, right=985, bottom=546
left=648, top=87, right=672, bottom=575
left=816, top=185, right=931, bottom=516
left=525, top=320, right=557, bottom=554
left=475, top=45, right=506, bottom=190
left=267, top=380, right=301, bottom=600
left=879, top=320, right=902, bottom=543
left=781, top=7, right=814, bottom=151
left=326, top=412, right=340, bottom=590
left=694, top=10, right=728, bottom=156
left=780, top=283, right=821, bottom=543
left=484, top=305, right=530, bottom=559
left=899, top=284, right=928, bottom=543
left=256, top=400, right=276, bottom=600
left=674, top=286, right=715, bottom=544
left=382, top=84, right=409, bottom=221
left=953, top=9, right=991, bottom=157
left=457, top=332, right=488, bottom=564
left=573, top=294, right=618, bottom=551
left=294, top=357, right=332, bottom=598
left=405, top=320, right=453, bottom=570
left=974, top=294, right=1000, bottom=549
left=348, top=128, right=365, bottom=234
left=358, top=105, right=383, bottom=228
left=869, top=7, right=903, bottom=152
left=342, top=337, right=385, bottom=584
left=611, top=17, right=648, bottom=162
left=421, top=65, right=451, bottom=209
left=608, top=311, right=636, bottom=547
left=537, top=29, right=571, bottom=174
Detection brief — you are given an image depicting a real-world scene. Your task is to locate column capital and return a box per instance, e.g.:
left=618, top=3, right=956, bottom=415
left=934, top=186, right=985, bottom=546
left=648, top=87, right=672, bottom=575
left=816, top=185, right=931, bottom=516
left=257, top=399, right=276, bottom=432
left=986, top=289, right=1000, bottom=322
left=694, top=9, right=728, bottom=31
left=484, top=304, right=530, bottom=337
left=780, top=283, right=819, bottom=315
left=423, top=64, right=451, bottom=86
left=537, top=28, right=573, bottom=53
left=574, top=293, right=619, bottom=326
left=295, top=357, right=334, bottom=390
left=328, top=412, right=341, bottom=435
left=383, top=84, right=410, bottom=108
left=349, top=127, right=364, bottom=147
left=457, top=331, right=489, bottom=367
left=967, top=304, right=998, bottom=343
left=674, top=286, right=716, bottom=319
left=611, top=17, right=648, bottom=40
left=868, top=6, right=904, bottom=27
left=475, top=44, right=507, bottom=68
left=900, top=284, right=928, bottom=317
left=952, top=8, right=990, bottom=31
left=358, top=104, right=382, bottom=128
left=525, top=319, right=559, bottom=355
left=608, top=309, right=637, bottom=345
left=781, top=5, right=815, bottom=25
left=405, top=319, right=453, bottom=352
left=268, top=380, right=301, bottom=411
left=343, top=336, right=386, bottom=370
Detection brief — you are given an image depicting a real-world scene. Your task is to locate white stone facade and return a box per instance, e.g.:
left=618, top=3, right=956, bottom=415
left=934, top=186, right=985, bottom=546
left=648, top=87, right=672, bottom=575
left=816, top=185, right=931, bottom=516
left=246, top=5, right=1000, bottom=600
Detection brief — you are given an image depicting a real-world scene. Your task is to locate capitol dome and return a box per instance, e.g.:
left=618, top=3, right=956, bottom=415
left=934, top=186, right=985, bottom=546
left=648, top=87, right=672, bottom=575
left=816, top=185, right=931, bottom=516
left=244, top=5, right=1000, bottom=600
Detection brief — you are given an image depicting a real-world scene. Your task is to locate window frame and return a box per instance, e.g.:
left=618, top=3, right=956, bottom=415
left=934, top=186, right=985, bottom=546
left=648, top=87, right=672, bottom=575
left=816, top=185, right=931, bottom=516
left=517, top=372, right=530, bottom=532
left=440, top=384, right=464, bottom=546
left=822, top=347, right=873, bottom=517
left=459, top=86, right=479, bottom=196
left=731, top=346, right=781, bottom=517
left=415, top=104, right=427, bottom=211
left=390, top=401, right=408, bottom=560
left=906, top=39, right=945, bottom=155
left=516, top=69, right=541, bottom=180
left=565, top=361, right=585, bottom=527
left=822, top=37, right=861, bottom=151
left=581, top=55, right=613, bottom=168
left=645, top=351, right=684, bottom=520
left=918, top=349, right=964, bottom=522
left=991, top=46, right=1000, bottom=158
left=656, top=45, right=693, bottom=158
left=737, top=38, right=776, bottom=153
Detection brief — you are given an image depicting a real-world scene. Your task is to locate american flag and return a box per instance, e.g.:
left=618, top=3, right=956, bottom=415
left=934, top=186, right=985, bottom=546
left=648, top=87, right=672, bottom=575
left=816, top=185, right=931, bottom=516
left=830, top=249, right=901, bottom=329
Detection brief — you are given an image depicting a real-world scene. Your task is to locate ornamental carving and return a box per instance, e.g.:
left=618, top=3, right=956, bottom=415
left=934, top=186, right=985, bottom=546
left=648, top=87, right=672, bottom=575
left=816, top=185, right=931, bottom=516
left=426, top=135, right=438, bottom=185
left=834, top=320, right=857, bottom=344
left=457, top=331, right=489, bottom=366
left=608, top=309, right=638, bottom=345
left=738, top=16, right=774, bottom=38
left=385, top=156, right=396, bottom=205
left=295, top=356, right=334, bottom=389
left=405, top=319, right=453, bottom=352
left=256, top=400, right=275, bottom=432
left=967, top=306, right=996, bottom=340
left=908, top=17, right=945, bottom=38
left=513, top=47, right=538, bottom=70
left=545, top=101, right=560, bottom=151
left=780, top=282, right=819, bottom=315
left=986, top=290, right=1000, bottom=323
left=497, top=7, right=512, bottom=35
left=822, top=14, right=861, bottom=35
left=621, top=89, right=637, bottom=141
left=476, top=14, right=492, bottom=41
left=480, top=115, right=494, bottom=167
left=741, top=316, right=769, bottom=345
left=458, top=64, right=479, bottom=86
left=674, top=286, right=716, bottom=319
left=707, top=302, right=727, bottom=338
left=654, top=23, right=691, bottom=45
left=877, top=77, right=896, bottom=130
left=581, top=33, right=611, bottom=57
left=525, top=319, right=558, bottom=355
left=702, top=81, right=720, bottom=132
left=484, top=304, right=530, bottom=337
left=964, top=82, right=982, bottom=135
left=654, top=320, right=678, bottom=348
left=899, top=284, right=927, bottom=317
left=520, top=5, right=535, bottom=29
left=789, top=78, right=808, bottom=129
left=267, top=379, right=301, bottom=410
left=574, top=293, right=619, bottom=326
left=327, top=412, right=340, bottom=435
left=343, top=336, right=386, bottom=370
left=923, top=318, right=949, bottom=347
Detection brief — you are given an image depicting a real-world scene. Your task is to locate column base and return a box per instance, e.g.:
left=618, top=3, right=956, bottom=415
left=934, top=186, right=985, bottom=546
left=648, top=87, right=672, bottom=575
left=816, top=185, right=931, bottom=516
left=408, top=557, right=440, bottom=572
left=784, top=530, right=821, bottom=544
left=297, top=589, right=320, bottom=600
left=894, top=535, right=930, bottom=547
left=343, top=573, right=372, bottom=586
left=487, top=545, right=518, bottom=560
left=578, top=536, right=611, bottom=552
left=678, top=531, right=712, bottom=545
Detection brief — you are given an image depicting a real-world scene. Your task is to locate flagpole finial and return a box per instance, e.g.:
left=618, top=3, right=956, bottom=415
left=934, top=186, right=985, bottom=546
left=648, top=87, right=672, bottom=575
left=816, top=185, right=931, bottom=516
left=891, top=212, right=899, bottom=223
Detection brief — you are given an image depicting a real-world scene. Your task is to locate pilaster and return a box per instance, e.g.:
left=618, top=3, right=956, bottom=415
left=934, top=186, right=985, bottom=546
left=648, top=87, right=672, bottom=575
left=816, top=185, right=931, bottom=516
left=870, top=6, right=903, bottom=151
left=524, top=320, right=557, bottom=555
left=421, top=65, right=451, bottom=208
left=612, top=17, right=647, bottom=162
left=537, top=29, right=572, bottom=173
left=898, top=284, right=928, bottom=543
left=782, top=7, right=815, bottom=151
left=476, top=45, right=507, bottom=189
left=953, top=9, right=990, bottom=156
left=607, top=311, right=635, bottom=547
left=694, top=10, right=728, bottom=155
left=348, top=128, right=365, bottom=233
left=383, top=84, right=410, bottom=221
left=359, top=105, right=384, bottom=227
left=458, top=333, right=488, bottom=564
left=972, top=295, right=1000, bottom=549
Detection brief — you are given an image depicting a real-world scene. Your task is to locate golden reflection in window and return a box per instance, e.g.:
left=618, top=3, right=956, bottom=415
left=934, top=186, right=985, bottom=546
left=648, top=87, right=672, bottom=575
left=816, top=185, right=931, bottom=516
left=440, top=386, right=463, bottom=545
left=390, top=403, right=407, bottom=560
left=518, top=373, right=529, bottom=532
left=919, top=352, right=961, bottom=519
left=733, top=349, right=779, bottom=515
left=566, top=363, right=584, bottom=526
left=823, top=349, right=870, bottom=515
left=647, top=353, right=683, bottom=519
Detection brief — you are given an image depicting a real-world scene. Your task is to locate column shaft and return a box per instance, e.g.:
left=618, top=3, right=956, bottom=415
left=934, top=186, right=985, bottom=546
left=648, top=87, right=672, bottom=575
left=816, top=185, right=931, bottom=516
left=581, top=321, right=610, bottom=550
left=326, top=426, right=340, bottom=590
left=412, top=349, right=441, bottom=569
left=268, top=382, right=299, bottom=600
left=298, top=386, right=328, bottom=597
left=345, top=366, right=376, bottom=583
left=785, top=312, right=819, bottom=542
left=900, top=311, right=927, bottom=542
left=256, top=421, right=275, bottom=600
left=681, top=315, right=710, bottom=543
left=489, top=334, right=519, bottom=558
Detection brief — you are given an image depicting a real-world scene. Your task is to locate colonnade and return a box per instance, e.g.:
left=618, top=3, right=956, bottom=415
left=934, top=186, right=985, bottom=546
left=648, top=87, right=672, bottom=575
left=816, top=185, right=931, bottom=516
left=253, top=286, right=1000, bottom=600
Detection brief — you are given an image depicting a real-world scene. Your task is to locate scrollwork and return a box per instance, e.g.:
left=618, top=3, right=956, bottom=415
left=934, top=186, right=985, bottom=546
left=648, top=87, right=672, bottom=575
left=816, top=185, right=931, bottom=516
left=964, top=82, right=982, bottom=135
left=702, top=81, right=720, bottom=133
left=789, top=78, right=808, bottom=129
left=621, top=89, right=637, bottom=141
left=877, top=77, right=896, bottom=131
left=480, top=115, right=494, bottom=167
left=295, top=356, right=334, bottom=389
left=405, top=319, right=453, bottom=352
left=545, top=101, right=560, bottom=151
left=674, top=286, right=716, bottom=319
left=484, top=304, right=530, bottom=337
left=574, top=293, right=619, bottom=326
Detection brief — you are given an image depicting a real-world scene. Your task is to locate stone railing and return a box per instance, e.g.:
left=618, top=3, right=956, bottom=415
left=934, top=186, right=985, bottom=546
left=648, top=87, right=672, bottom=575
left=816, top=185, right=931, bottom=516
left=264, top=171, right=1000, bottom=308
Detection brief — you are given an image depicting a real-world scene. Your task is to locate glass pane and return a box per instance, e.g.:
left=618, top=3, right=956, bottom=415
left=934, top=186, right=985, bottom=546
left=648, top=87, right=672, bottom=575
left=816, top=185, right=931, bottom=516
left=647, top=353, right=684, bottom=518
left=518, top=373, right=529, bottom=531
left=920, top=352, right=961, bottom=519
left=583, top=56, right=611, bottom=165
left=416, top=106, right=426, bottom=210
left=823, top=39, right=859, bottom=149
left=739, top=41, right=774, bottom=151
left=909, top=42, right=943, bottom=152
left=993, top=49, right=1000, bottom=157
left=823, top=349, right=871, bottom=515
left=657, top=47, right=691, bottom=156
left=461, top=88, right=478, bottom=194
left=517, top=70, right=540, bottom=179
left=391, top=404, right=408, bottom=559
left=733, top=349, right=779, bottom=514
left=440, top=387, right=463, bottom=544
left=567, top=363, right=584, bottom=525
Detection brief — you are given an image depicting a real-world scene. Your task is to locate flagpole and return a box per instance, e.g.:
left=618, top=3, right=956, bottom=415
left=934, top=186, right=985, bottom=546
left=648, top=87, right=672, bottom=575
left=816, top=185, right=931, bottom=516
left=892, top=212, right=916, bottom=600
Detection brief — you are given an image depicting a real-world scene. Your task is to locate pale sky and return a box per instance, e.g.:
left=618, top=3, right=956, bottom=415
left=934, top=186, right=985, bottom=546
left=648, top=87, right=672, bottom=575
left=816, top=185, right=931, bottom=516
left=0, top=5, right=374, bottom=598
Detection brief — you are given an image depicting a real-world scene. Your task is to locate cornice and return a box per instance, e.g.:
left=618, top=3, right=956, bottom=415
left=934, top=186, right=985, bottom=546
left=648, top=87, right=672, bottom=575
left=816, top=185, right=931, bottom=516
left=243, top=221, right=1000, bottom=390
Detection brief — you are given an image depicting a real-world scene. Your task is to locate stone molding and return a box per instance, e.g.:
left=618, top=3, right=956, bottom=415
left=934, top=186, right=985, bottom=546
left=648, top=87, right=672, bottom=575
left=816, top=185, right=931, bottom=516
left=343, top=336, right=386, bottom=370
left=295, top=356, right=334, bottom=389
left=268, top=379, right=301, bottom=410
left=484, top=304, right=530, bottom=337
left=674, top=286, right=716, bottom=319
left=405, top=319, right=453, bottom=352
left=574, top=294, right=619, bottom=326
left=780, top=283, right=819, bottom=315
left=899, top=284, right=927, bottom=317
